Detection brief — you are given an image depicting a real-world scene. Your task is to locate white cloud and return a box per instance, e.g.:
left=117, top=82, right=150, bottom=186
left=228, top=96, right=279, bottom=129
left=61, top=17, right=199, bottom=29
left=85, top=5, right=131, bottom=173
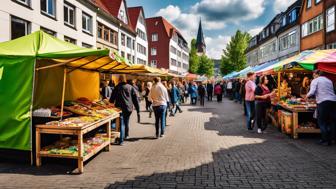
left=154, top=0, right=266, bottom=59
left=273, top=0, right=296, bottom=13
left=205, top=35, right=231, bottom=59
left=248, top=26, right=264, bottom=36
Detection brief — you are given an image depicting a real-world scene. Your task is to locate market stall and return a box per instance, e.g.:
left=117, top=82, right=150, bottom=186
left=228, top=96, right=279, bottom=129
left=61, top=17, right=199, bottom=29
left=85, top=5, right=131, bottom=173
left=0, top=31, right=129, bottom=172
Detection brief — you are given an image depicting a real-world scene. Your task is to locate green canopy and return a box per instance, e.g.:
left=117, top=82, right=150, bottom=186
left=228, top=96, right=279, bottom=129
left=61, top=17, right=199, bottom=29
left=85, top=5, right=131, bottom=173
left=0, top=30, right=122, bottom=151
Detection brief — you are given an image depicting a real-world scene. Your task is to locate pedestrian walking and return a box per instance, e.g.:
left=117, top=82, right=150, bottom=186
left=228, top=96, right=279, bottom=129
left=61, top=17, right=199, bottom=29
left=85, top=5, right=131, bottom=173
left=169, top=81, right=183, bottom=116
left=188, top=82, right=198, bottom=105
left=306, top=70, right=336, bottom=146
left=255, top=76, right=275, bottom=134
left=198, top=82, right=206, bottom=106
left=245, top=72, right=256, bottom=130
left=227, top=80, right=233, bottom=99
left=214, top=83, right=223, bottom=102
left=110, top=75, right=139, bottom=145
left=206, top=81, right=214, bottom=101
left=128, top=80, right=141, bottom=123
left=149, top=77, right=170, bottom=139
left=145, top=82, right=153, bottom=118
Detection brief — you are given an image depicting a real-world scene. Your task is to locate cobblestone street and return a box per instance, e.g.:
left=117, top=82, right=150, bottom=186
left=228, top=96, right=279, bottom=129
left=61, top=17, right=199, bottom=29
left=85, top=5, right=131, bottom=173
left=1, top=99, right=336, bottom=189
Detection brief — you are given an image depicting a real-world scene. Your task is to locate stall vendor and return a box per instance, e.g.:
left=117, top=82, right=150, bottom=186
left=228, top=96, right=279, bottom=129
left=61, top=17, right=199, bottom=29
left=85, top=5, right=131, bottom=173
left=300, top=77, right=310, bottom=98
left=306, top=70, right=336, bottom=146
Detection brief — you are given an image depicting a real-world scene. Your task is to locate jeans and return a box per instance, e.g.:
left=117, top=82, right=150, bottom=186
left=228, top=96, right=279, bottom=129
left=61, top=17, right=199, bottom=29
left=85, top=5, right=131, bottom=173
left=172, top=102, right=182, bottom=115
left=245, top=101, right=255, bottom=130
left=207, top=92, right=213, bottom=101
left=317, top=101, right=336, bottom=142
left=153, top=105, right=167, bottom=136
left=200, top=96, right=205, bottom=106
left=119, top=111, right=132, bottom=144
left=191, top=97, right=197, bottom=105
left=255, top=102, right=268, bottom=131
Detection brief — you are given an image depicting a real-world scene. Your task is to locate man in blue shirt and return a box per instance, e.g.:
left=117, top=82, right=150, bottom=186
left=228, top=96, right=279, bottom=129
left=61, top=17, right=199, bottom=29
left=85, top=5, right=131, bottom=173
left=306, top=70, right=336, bottom=146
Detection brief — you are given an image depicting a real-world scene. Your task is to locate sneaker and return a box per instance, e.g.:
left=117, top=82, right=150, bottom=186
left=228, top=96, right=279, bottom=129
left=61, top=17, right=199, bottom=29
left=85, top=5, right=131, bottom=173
left=155, top=134, right=159, bottom=139
left=257, top=129, right=262, bottom=134
left=160, top=134, right=165, bottom=138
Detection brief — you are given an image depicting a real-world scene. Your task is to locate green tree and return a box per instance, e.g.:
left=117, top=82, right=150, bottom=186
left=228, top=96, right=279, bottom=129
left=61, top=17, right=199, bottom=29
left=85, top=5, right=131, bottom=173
left=220, top=30, right=251, bottom=75
left=189, top=39, right=199, bottom=73
left=198, top=55, right=214, bottom=77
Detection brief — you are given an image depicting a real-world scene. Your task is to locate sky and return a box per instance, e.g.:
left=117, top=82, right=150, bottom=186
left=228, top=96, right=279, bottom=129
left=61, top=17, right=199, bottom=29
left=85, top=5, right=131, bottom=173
left=127, top=0, right=297, bottom=60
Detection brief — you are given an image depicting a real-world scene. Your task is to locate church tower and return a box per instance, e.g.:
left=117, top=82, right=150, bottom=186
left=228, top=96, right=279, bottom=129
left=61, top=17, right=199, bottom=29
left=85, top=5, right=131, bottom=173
left=195, top=19, right=206, bottom=55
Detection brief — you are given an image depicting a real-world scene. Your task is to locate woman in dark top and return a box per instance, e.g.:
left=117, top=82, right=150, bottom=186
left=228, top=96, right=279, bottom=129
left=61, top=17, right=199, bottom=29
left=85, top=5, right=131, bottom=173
left=255, top=76, right=275, bottom=134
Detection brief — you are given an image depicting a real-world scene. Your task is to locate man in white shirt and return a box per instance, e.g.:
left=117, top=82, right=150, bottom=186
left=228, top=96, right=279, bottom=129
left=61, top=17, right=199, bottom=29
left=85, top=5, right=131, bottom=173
left=149, top=77, right=170, bottom=138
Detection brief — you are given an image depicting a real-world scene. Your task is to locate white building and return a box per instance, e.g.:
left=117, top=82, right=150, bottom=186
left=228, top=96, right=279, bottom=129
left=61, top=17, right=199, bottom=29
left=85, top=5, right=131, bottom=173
left=128, top=7, right=148, bottom=65
left=169, top=33, right=189, bottom=74
left=0, top=0, right=96, bottom=47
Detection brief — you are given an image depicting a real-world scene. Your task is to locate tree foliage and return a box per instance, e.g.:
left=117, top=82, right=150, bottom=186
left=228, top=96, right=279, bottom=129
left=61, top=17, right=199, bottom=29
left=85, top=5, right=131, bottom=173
left=220, top=30, right=251, bottom=75
left=198, top=55, right=214, bottom=77
left=189, top=39, right=199, bottom=73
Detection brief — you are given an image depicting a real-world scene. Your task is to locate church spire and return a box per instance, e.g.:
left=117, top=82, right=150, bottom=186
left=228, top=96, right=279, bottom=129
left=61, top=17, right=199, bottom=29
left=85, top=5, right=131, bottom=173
left=196, top=18, right=206, bottom=55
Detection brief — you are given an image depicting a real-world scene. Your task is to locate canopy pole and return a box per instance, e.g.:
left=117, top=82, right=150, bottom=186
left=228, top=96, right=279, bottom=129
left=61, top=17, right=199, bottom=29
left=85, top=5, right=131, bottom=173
left=60, top=68, right=67, bottom=121
left=277, top=71, right=281, bottom=102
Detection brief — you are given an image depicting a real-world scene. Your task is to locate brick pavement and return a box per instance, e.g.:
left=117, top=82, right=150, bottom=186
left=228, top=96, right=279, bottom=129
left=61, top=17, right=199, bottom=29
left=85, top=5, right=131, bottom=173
left=0, top=98, right=336, bottom=189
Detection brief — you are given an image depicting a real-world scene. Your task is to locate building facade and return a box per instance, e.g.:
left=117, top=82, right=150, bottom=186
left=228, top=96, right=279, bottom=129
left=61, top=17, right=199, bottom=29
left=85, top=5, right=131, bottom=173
left=128, top=7, right=148, bottom=65
left=0, top=0, right=97, bottom=47
left=300, top=0, right=325, bottom=51
left=146, top=17, right=189, bottom=74
left=246, top=0, right=302, bottom=66
left=325, top=0, right=336, bottom=49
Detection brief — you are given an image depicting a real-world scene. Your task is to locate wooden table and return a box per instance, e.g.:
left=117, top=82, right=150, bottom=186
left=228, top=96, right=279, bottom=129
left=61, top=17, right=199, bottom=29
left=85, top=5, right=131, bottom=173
left=35, top=113, right=119, bottom=173
left=279, top=105, right=320, bottom=139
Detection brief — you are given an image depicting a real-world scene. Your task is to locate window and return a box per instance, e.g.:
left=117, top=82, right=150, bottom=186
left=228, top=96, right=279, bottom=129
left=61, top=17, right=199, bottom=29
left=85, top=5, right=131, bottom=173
left=109, top=30, right=118, bottom=45
left=170, top=46, right=177, bottom=54
left=177, top=61, right=181, bottom=67
left=104, top=27, right=109, bottom=41
left=326, top=42, right=336, bottom=49
left=41, top=0, right=56, bottom=18
left=327, top=6, right=335, bottom=32
left=98, top=23, right=103, bottom=39
left=315, top=0, right=321, bottom=4
left=64, top=36, right=76, bottom=44
left=127, top=54, right=131, bottom=61
left=137, top=44, right=146, bottom=55
left=183, top=64, right=188, bottom=70
left=170, top=58, right=177, bottom=66
left=64, top=2, right=75, bottom=27
left=82, top=12, right=92, bottom=34
left=152, top=33, right=158, bottom=41
left=137, top=29, right=146, bottom=41
left=151, top=60, right=157, bottom=68
left=177, top=50, right=181, bottom=57
left=82, top=43, right=92, bottom=48
left=119, top=9, right=127, bottom=24
left=41, top=27, right=56, bottom=36
left=137, top=58, right=146, bottom=65
left=121, top=33, right=125, bottom=46
left=280, top=31, right=297, bottom=51
left=289, top=10, right=297, bottom=23
left=151, top=48, right=157, bottom=56
left=307, top=0, right=312, bottom=8
left=11, top=16, right=30, bottom=39
left=139, top=14, right=145, bottom=25
left=301, top=14, right=323, bottom=37
left=126, top=37, right=132, bottom=48
left=14, top=0, right=30, bottom=7
left=121, top=51, right=125, bottom=58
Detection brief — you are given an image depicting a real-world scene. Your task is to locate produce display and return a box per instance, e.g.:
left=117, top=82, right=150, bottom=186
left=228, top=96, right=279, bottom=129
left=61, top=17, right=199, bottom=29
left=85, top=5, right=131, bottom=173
left=64, top=98, right=120, bottom=118
left=33, top=107, right=72, bottom=117
left=279, top=98, right=316, bottom=110
left=45, top=116, right=100, bottom=127
left=40, top=134, right=109, bottom=156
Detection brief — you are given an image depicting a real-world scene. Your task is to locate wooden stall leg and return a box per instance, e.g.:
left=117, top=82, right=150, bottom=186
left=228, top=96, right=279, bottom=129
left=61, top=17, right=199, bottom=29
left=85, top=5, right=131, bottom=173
left=35, top=128, right=41, bottom=167
left=293, top=112, right=299, bottom=139
left=116, top=117, right=121, bottom=132
left=105, top=121, right=111, bottom=152
left=77, top=132, right=84, bottom=173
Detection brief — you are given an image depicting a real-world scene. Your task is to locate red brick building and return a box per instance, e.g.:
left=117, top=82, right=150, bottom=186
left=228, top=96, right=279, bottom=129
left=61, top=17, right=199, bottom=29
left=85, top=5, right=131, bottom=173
left=146, top=16, right=189, bottom=74
left=325, top=0, right=336, bottom=49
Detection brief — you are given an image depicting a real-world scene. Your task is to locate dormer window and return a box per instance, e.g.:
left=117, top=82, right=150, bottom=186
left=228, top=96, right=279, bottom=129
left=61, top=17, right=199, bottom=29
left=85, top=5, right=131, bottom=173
left=282, top=16, right=286, bottom=26
left=119, top=10, right=125, bottom=22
